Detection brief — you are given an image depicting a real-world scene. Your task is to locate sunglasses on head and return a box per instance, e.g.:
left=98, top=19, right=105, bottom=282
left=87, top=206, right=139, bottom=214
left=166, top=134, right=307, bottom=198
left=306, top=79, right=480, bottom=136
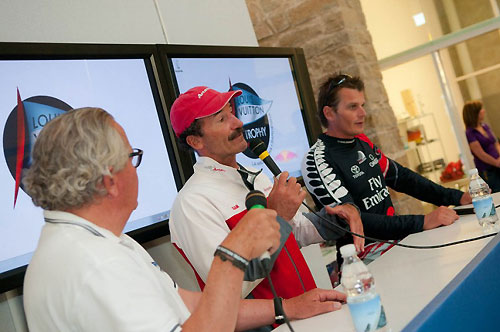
left=328, top=74, right=353, bottom=91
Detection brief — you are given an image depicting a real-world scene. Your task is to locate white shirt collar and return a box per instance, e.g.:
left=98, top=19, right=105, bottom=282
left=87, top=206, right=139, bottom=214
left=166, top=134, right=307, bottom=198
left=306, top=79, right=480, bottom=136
left=43, top=210, right=123, bottom=244
left=194, top=156, right=240, bottom=177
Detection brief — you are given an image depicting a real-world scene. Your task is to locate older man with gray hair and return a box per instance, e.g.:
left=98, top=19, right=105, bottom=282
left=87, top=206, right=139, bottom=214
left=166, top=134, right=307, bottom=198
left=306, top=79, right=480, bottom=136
left=22, top=107, right=344, bottom=332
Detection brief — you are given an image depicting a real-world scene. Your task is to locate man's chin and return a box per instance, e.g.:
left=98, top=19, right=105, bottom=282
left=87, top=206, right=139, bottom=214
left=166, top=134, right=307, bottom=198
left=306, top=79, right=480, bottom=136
left=354, top=125, right=364, bottom=135
left=234, top=138, right=248, bottom=153
left=239, top=141, right=249, bottom=153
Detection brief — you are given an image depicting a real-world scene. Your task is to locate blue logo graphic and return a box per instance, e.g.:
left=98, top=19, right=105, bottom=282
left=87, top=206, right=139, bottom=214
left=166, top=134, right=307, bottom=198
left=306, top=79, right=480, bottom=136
left=3, top=91, right=71, bottom=207
left=230, top=82, right=273, bottom=159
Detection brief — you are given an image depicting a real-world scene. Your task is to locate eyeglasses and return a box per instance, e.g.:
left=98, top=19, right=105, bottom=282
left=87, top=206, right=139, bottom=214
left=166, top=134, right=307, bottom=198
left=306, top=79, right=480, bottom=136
left=328, top=74, right=352, bottom=91
left=129, top=148, right=143, bottom=168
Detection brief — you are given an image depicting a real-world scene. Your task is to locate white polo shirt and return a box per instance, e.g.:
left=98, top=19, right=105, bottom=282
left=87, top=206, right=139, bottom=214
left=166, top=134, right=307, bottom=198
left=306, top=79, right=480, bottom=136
left=170, top=156, right=323, bottom=297
left=24, top=210, right=190, bottom=332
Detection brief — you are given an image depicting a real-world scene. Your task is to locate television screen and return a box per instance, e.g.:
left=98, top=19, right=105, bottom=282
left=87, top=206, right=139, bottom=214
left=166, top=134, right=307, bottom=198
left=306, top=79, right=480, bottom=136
left=0, top=44, right=182, bottom=292
left=168, top=54, right=315, bottom=179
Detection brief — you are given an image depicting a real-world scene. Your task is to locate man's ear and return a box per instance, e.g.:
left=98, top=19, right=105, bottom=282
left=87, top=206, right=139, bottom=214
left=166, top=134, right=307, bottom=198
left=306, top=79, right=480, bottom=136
left=102, top=174, right=118, bottom=198
left=186, top=135, right=203, bottom=151
left=323, top=105, right=335, bottom=122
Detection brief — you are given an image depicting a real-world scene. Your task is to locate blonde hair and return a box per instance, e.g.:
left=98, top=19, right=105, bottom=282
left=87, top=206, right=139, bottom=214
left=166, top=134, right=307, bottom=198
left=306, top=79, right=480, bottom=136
left=23, top=107, right=129, bottom=210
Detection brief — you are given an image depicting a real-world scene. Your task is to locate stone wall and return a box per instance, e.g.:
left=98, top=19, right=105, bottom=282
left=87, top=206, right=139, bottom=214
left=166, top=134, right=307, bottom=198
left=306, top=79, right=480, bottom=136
left=246, top=0, right=425, bottom=214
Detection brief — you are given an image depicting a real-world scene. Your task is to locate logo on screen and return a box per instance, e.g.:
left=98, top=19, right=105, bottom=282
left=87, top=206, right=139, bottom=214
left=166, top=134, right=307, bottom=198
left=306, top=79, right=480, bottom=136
left=230, top=82, right=273, bottom=159
left=3, top=89, right=72, bottom=207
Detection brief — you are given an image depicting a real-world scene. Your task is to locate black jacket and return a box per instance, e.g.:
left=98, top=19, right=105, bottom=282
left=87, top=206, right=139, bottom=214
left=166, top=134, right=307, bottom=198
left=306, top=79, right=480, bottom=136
left=302, top=133, right=464, bottom=241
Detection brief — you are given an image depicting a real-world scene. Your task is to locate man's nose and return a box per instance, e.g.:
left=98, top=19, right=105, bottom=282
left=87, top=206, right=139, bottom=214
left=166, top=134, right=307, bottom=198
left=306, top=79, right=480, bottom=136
left=231, top=112, right=243, bottom=127
left=359, top=106, right=366, bottom=117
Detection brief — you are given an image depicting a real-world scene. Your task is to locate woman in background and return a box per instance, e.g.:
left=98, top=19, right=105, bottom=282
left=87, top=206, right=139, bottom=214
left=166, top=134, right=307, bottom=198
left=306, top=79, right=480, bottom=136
left=463, top=100, right=500, bottom=192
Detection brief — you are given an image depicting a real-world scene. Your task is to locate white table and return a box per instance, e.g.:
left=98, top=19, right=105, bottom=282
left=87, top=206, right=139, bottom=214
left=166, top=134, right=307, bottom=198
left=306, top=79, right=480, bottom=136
left=274, top=193, right=500, bottom=331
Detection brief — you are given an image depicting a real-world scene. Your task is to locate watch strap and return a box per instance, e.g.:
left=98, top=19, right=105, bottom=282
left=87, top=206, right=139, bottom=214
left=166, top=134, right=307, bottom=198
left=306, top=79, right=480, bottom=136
left=273, top=297, right=285, bottom=324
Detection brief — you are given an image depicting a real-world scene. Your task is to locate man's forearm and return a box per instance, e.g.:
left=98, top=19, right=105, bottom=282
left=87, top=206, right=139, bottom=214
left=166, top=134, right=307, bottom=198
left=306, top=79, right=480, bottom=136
left=181, top=257, right=247, bottom=332
left=235, top=299, right=275, bottom=331
left=290, top=211, right=325, bottom=247
left=361, top=212, right=424, bottom=240
left=387, top=160, right=463, bottom=206
left=300, top=208, right=347, bottom=244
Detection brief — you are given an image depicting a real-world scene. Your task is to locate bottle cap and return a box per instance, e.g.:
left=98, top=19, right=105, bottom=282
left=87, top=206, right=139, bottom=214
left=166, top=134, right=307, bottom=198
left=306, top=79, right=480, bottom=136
left=340, top=244, right=356, bottom=257
left=468, top=168, right=478, bottom=176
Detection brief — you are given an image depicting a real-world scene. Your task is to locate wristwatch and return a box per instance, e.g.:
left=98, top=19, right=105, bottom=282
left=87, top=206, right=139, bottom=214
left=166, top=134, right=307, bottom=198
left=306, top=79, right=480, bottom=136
left=274, top=297, right=285, bottom=325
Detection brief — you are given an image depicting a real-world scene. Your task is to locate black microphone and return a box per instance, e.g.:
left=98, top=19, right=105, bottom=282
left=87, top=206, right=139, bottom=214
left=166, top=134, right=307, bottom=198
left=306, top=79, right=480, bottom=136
left=245, top=190, right=271, bottom=268
left=249, top=139, right=281, bottom=177
left=246, top=192, right=295, bottom=331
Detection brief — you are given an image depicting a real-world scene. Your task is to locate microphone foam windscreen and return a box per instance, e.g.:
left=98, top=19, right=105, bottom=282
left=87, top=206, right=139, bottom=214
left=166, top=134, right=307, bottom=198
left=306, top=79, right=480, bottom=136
left=245, top=190, right=267, bottom=209
left=249, top=139, right=267, bottom=156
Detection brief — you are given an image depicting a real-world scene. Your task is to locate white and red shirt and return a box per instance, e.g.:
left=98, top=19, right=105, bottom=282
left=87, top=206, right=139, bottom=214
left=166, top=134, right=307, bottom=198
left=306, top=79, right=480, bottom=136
left=170, top=156, right=322, bottom=300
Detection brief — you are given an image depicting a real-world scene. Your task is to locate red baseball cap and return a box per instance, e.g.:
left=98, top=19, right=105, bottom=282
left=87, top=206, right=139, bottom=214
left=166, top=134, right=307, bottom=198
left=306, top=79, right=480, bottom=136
left=170, top=86, right=242, bottom=137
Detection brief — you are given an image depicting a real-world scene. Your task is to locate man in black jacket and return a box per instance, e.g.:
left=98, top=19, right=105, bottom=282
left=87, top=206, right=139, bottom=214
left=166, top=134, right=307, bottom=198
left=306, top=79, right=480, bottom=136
left=302, top=74, right=472, bottom=262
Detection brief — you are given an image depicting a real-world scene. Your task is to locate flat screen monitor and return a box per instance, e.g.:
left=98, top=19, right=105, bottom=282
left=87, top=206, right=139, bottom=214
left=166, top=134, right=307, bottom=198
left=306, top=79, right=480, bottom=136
left=0, top=43, right=183, bottom=293
left=160, top=45, right=321, bottom=179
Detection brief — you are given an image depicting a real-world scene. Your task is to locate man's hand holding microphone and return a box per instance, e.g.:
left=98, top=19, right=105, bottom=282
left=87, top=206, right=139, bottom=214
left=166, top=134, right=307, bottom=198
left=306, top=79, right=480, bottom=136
left=221, top=204, right=281, bottom=267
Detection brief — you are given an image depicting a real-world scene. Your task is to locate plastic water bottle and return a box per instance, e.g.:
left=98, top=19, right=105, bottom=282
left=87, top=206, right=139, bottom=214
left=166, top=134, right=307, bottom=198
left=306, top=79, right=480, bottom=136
left=468, top=168, right=498, bottom=230
left=340, top=244, right=388, bottom=332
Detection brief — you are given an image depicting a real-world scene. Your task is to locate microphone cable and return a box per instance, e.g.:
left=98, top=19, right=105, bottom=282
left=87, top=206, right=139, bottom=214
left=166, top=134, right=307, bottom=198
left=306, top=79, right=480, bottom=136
left=262, top=195, right=496, bottom=332
left=248, top=138, right=497, bottom=249
left=248, top=137, right=497, bottom=332
left=246, top=190, right=295, bottom=331
left=301, top=200, right=498, bottom=249
left=256, top=203, right=496, bottom=332
left=248, top=138, right=498, bottom=250
left=265, top=266, right=296, bottom=332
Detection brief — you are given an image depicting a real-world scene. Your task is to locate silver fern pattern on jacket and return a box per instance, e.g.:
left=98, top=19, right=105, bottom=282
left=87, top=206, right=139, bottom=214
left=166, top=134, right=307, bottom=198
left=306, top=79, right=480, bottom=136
left=302, top=139, right=348, bottom=206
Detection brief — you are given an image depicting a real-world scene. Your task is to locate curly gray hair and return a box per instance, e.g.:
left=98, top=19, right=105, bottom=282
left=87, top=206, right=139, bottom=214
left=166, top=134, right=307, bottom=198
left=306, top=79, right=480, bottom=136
left=23, top=107, right=130, bottom=211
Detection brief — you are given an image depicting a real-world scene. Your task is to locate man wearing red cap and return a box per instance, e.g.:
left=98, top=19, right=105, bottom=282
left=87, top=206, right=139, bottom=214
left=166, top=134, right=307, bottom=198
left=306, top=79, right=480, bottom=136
left=169, top=86, right=362, bottom=330
left=22, top=107, right=291, bottom=331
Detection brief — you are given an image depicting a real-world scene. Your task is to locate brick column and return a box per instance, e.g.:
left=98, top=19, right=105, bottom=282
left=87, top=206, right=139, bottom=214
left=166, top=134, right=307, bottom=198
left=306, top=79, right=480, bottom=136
left=246, top=0, right=424, bottom=214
